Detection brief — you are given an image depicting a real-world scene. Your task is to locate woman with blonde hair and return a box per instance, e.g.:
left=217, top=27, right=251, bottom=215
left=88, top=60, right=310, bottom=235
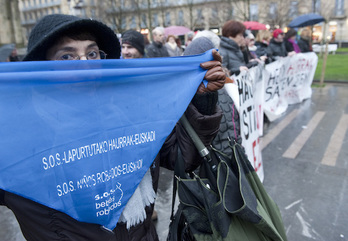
left=297, top=29, right=312, bottom=53
left=254, top=30, right=272, bottom=62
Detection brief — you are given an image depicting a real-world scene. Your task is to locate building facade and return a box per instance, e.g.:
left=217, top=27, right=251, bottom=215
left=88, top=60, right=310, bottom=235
left=0, top=0, right=24, bottom=46
left=1, top=0, right=348, bottom=47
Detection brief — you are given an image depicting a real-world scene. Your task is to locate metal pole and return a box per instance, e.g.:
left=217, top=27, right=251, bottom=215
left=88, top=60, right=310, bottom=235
left=319, top=22, right=329, bottom=87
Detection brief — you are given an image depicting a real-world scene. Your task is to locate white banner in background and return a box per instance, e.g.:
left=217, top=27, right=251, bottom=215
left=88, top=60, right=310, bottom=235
left=229, top=52, right=318, bottom=180
left=233, top=66, right=264, bottom=181
left=263, top=52, right=318, bottom=121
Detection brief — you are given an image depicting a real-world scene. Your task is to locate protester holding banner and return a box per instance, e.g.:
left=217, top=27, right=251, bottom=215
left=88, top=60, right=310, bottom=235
left=255, top=30, right=271, bottom=63
left=219, top=20, right=250, bottom=75
left=0, top=14, right=226, bottom=241
left=242, top=30, right=263, bottom=66
left=267, top=29, right=289, bottom=62
left=297, top=29, right=313, bottom=53
left=284, top=28, right=301, bottom=54
left=121, top=30, right=145, bottom=59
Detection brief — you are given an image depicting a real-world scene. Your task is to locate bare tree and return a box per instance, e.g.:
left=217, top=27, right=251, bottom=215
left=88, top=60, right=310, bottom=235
left=157, top=0, right=168, bottom=27
left=89, top=0, right=128, bottom=33
left=264, top=0, right=292, bottom=28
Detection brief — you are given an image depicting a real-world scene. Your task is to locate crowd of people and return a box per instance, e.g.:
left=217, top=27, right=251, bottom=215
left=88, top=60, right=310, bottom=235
left=0, top=15, right=308, bottom=240
left=118, top=20, right=312, bottom=76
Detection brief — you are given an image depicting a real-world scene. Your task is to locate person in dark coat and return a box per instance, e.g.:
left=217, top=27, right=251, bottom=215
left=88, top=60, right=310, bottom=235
left=184, top=36, right=242, bottom=160
left=0, top=14, right=226, bottom=241
left=267, top=29, right=294, bottom=62
left=219, top=20, right=250, bottom=75
left=242, top=30, right=262, bottom=67
left=146, top=27, right=169, bottom=58
left=284, top=28, right=300, bottom=54
left=254, top=29, right=272, bottom=64
left=297, top=29, right=312, bottom=53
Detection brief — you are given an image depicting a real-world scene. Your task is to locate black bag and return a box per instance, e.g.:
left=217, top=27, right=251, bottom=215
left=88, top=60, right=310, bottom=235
left=167, top=148, right=196, bottom=241
left=167, top=115, right=288, bottom=241
left=167, top=204, right=195, bottom=241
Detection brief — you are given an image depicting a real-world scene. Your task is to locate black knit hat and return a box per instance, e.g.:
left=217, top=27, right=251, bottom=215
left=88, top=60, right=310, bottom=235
left=23, top=14, right=121, bottom=61
left=121, top=30, right=145, bottom=56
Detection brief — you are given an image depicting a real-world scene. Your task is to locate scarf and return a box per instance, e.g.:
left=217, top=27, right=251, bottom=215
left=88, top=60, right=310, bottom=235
left=288, top=39, right=301, bottom=53
left=118, top=168, right=156, bottom=229
left=167, top=42, right=177, bottom=50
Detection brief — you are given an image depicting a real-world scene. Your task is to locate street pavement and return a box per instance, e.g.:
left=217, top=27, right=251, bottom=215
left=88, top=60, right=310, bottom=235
left=1, top=83, right=347, bottom=240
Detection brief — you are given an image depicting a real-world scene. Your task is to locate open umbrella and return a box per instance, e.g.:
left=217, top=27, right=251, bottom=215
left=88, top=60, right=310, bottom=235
left=244, top=21, right=267, bottom=30
left=164, top=26, right=191, bottom=36
left=288, top=13, right=325, bottom=28
left=0, top=44, right=15, bottom=62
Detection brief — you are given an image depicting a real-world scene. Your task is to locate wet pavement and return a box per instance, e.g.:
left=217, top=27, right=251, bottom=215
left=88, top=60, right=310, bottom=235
left=1, top=83, right=347, bottom=240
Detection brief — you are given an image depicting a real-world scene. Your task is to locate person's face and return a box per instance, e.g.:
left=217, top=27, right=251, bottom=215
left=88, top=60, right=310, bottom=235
left=154, top=32, right=164, bottom=43
left=248, top=38, right=255, bottom=47
left=275, top=33, right=284, bottom=42
left=46, top=37, right=102, bottom=61
left=121, top=43, right=142, bottom=59
left=168, top=36, right=176, bottom=44
left=229, top=33, right=245, bottom=47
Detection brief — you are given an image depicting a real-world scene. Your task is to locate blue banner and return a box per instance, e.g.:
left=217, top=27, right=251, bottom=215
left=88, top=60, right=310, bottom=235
left=0, top=50, right=213, bottom=229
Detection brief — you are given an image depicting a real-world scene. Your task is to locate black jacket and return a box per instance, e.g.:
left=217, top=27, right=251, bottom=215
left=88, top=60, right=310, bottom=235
left=146, top=42, right=169, bottom=58
left=267, top=39, right=287, bottom=62
left=254, top=41, right=268, bottom=58
left=297, top=38, right=312, bottom=53
left=284, top=40, right=294, bottom=53
left=213, top=87, right=242, bottom=157
left=0, top=93, right=222, bottom=241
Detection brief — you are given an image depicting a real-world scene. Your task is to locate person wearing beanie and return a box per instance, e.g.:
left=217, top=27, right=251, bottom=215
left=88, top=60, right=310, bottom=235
left=121, top=30, right=145, bottom=59
left=266, top=28, right=289, bottom=62
left=146, top=27, right=169, bottom=58
left=0, top=14, right=226, bottom=241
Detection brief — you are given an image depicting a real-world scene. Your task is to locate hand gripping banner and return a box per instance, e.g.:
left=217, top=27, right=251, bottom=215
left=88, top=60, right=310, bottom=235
left=0, top=50, right=213, bottom=229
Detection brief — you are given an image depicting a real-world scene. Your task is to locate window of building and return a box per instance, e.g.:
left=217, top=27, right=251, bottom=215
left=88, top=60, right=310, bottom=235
left=152, top=0, right=157, bottom=7
left=152, top=13, right=158, bottom=27
left=141, top=14, right=147, bottom=28
left=335, top=0, right=345, bottom=16
left=122, top=16, right=126, bottom=29
left=176, top=10, right=184, bottom=25
left=196, top=8, right=203, bottom=25
left=211, top=7, right=218, bottom=20
left=269, top=2, right=278, bottom=20
left=250, top=4, right=258, bottom=21
left=130, top=16, right=136, bottom=29
left=289, top=1, right=298, bottom=18
left=141, top=0, right=147, bottom=8
left=312, top=0, right=321, bottom=13
left=165, top=12, right=171, bottom=26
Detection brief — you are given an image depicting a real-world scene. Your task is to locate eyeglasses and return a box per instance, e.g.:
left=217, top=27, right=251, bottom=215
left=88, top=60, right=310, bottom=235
left=56, top=50, right=107, bottom=60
